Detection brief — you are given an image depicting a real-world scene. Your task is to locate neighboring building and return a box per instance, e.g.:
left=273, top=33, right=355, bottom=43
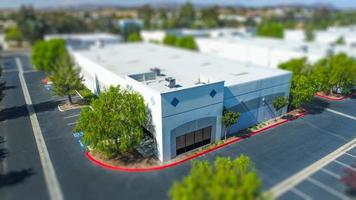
left=44, top=33, right=122, bottom=50
left=118, top=19, right=143, bottom=40
left=196, top=36, right=353, bottom=68
left=70, top=42, right=291, bottom=162
left=285, top=26, right=356, bottom=47
left=141, top=28, right=255, bottom=43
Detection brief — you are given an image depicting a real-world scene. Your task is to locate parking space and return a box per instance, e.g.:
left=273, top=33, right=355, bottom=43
left=313, top=96, right=356, bottom=120
left=278, top=147, right=356, bottom=200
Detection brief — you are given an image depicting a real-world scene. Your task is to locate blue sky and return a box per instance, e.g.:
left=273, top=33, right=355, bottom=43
left=1, top=0, right=356, bottom=8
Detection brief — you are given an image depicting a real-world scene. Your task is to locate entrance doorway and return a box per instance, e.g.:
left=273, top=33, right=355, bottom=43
left=176, top=126, right=212, bottom=156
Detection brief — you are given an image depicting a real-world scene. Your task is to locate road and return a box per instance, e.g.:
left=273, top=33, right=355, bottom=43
left=0, top=53, right=355, bottom=200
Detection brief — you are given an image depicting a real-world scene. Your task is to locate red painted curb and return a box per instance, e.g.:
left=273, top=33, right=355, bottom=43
left=86, top=112, right=306, bottom=172
left=315, top=93, right=347, bottom=101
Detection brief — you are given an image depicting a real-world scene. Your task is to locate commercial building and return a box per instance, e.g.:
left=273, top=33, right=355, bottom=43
left=70, top=42, right=291, bottom=162
left=196, top=36, right=354, bottom=68
left=44, top=33, right=122, bottom=50
left=285, top=26, right=356, bottom=47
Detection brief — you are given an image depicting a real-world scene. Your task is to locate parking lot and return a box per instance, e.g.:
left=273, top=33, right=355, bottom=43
left=278, top=147, right=356, bottom=200
left=1, top=54, right=356, bottom=200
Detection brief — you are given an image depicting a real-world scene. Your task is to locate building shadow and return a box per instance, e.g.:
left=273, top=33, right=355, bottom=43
left=0, top=100, right=63, bottom=122
left=0, top=168, right=35, bottom=188
left=303, top=97, right=330, bottom=115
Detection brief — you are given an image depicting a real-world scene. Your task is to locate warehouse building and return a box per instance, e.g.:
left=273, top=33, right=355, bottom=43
left=196, top=36, right=353, bottom=68
left=70, top=42, right=291, bottom=162
left=44, top=33, right=122, bottom=50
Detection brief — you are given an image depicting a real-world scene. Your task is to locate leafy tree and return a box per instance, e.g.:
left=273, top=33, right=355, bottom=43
left=76, top=86, right=148, bottom=157
left=51, top=64, right=84, bottom=104
left=290, top=74, right=317, bottom=109
left=334, top=36, right=345, bottom=45
left=272, top=96, right=289, bottom=116
left=31, top=39, right=70, bottom=73
left=201, top=6, right=219, bottom=28
left=257, top=21, right=284, bottom=39
left=170, top=155, right=267, bottom=200
left=127, top=32, right=143, bottom=42
left=4, top=26, right=23, bottom=44
left=176, top=36, right=198, bottom=50
left=304, top=27, right=315, bottom=42
left=278, top=57, right=310, bottom=75
left=163, top=34, right=177, bottom=46
left=0, top=65, right=5, bottom=103
left=16, top=5, right=47, bottom=44
left=178, top=2, right=195, bottom=28
left=312, top=53, right=356, bottom=95
left=222, top=109, right=240, bottom=140
left=139, top=4, right=153, bottom=29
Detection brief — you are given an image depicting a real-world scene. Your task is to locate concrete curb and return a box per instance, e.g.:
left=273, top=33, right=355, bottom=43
left=315, top=93, right=347, bottom=101
left=86, top=112, right=306, bottom=173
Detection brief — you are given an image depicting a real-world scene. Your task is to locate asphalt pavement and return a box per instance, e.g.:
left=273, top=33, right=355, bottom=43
left=1, top=54, right=355, bottom=200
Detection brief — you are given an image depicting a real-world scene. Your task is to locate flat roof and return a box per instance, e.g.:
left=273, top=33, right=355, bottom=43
left=45, top=33, right=121, bottom=41
left=72, top=43, right=290, bottom=93
left=197, top=36, right=352, bottom=57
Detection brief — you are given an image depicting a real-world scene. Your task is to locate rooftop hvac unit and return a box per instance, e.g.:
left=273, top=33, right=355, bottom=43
left=150, top=67, right=161, bottom=76
left=165, top=77, right=176, bottom=88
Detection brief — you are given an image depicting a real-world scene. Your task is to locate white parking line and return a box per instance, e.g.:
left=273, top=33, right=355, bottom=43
left=16, top=57, right=63, bottom=200
left=307, top=177, right=349, bottom=200
left=67, top=122, right=77, bottom=126
left=345, top=152, right=356, bottom=159
left=268, top=138, right=356, bottom=198
left=320, top=168, right=341, bottom=179
left=333, top=160, right=356, bottom=171
left=291, top=188, right=312, bottom=200
left=3, top=69, right=19, bottom=73
left=64, top=114, right=80, bottom=119
left=325, top=108, right=356, bottom=121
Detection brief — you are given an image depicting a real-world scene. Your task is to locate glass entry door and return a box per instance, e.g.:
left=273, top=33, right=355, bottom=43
left=176, top=126, right=212, bottom=156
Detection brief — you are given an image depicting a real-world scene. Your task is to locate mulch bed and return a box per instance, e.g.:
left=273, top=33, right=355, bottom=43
left=91, top=150, right=160, bottom=168
left=58, top=99, right=88, bottom=112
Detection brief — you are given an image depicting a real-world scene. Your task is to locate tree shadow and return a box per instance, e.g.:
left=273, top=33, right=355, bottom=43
left=0, top=168, right=35, bottom=188
left=4, top=85, right=16, bottom=90
left=0, top=136, right=5, bottom=144
left=0, top=100, right=63, bottom=122
left=0, top=148, right=9, bottom=161
left=302, top=97, right=330, bottom=115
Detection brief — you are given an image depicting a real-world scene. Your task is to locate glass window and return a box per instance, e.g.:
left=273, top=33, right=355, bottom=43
left=185, top=132, right=195, bottom=147
left=203, top=127, right=211, bottom=140
left=176, top=135, right=185, bottom=150
left=195, top=130, right=203, bottom=143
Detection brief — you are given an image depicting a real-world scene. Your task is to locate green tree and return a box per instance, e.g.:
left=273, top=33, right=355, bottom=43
left=5, top=26, right=23, bottom=44
left=170, top=155, right=267, bottom=200
left=304, top=28, right=315, bottom=42
left=127, top=32, right=143, bottom=42
left=278, top=57, right=310, bottom=75
left=163, top=34, right=177, bottom=46
left=222, top=109, right=240, bottom=140
left=272, top=96, right=289, bottom=116
left=334, top=36, right=345, bottom=45
left=176, top=36, right=198, bottom=50
left=201, top=6, right=219, bottom=28
left=290, top=74, right=317, bottom=109
left=312, top=53, right=356, bottom=95
left=31, top=39, right=70, bottom=73
left=51, top=64, right=84, bottom=104
left=257, top=21, right=284, bottom=39
left=139, top=4, right=153, bottom=29
left=76, top=86, right=148, bottom=157
left=178, top=2, right=195, bottom=28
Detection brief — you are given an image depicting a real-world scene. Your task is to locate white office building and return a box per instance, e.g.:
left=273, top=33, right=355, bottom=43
left=44, top=33, right=122, bottom=50
left=70, top=42, right=291, bottom=162
left=196, top=36, right=354, bottom=68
